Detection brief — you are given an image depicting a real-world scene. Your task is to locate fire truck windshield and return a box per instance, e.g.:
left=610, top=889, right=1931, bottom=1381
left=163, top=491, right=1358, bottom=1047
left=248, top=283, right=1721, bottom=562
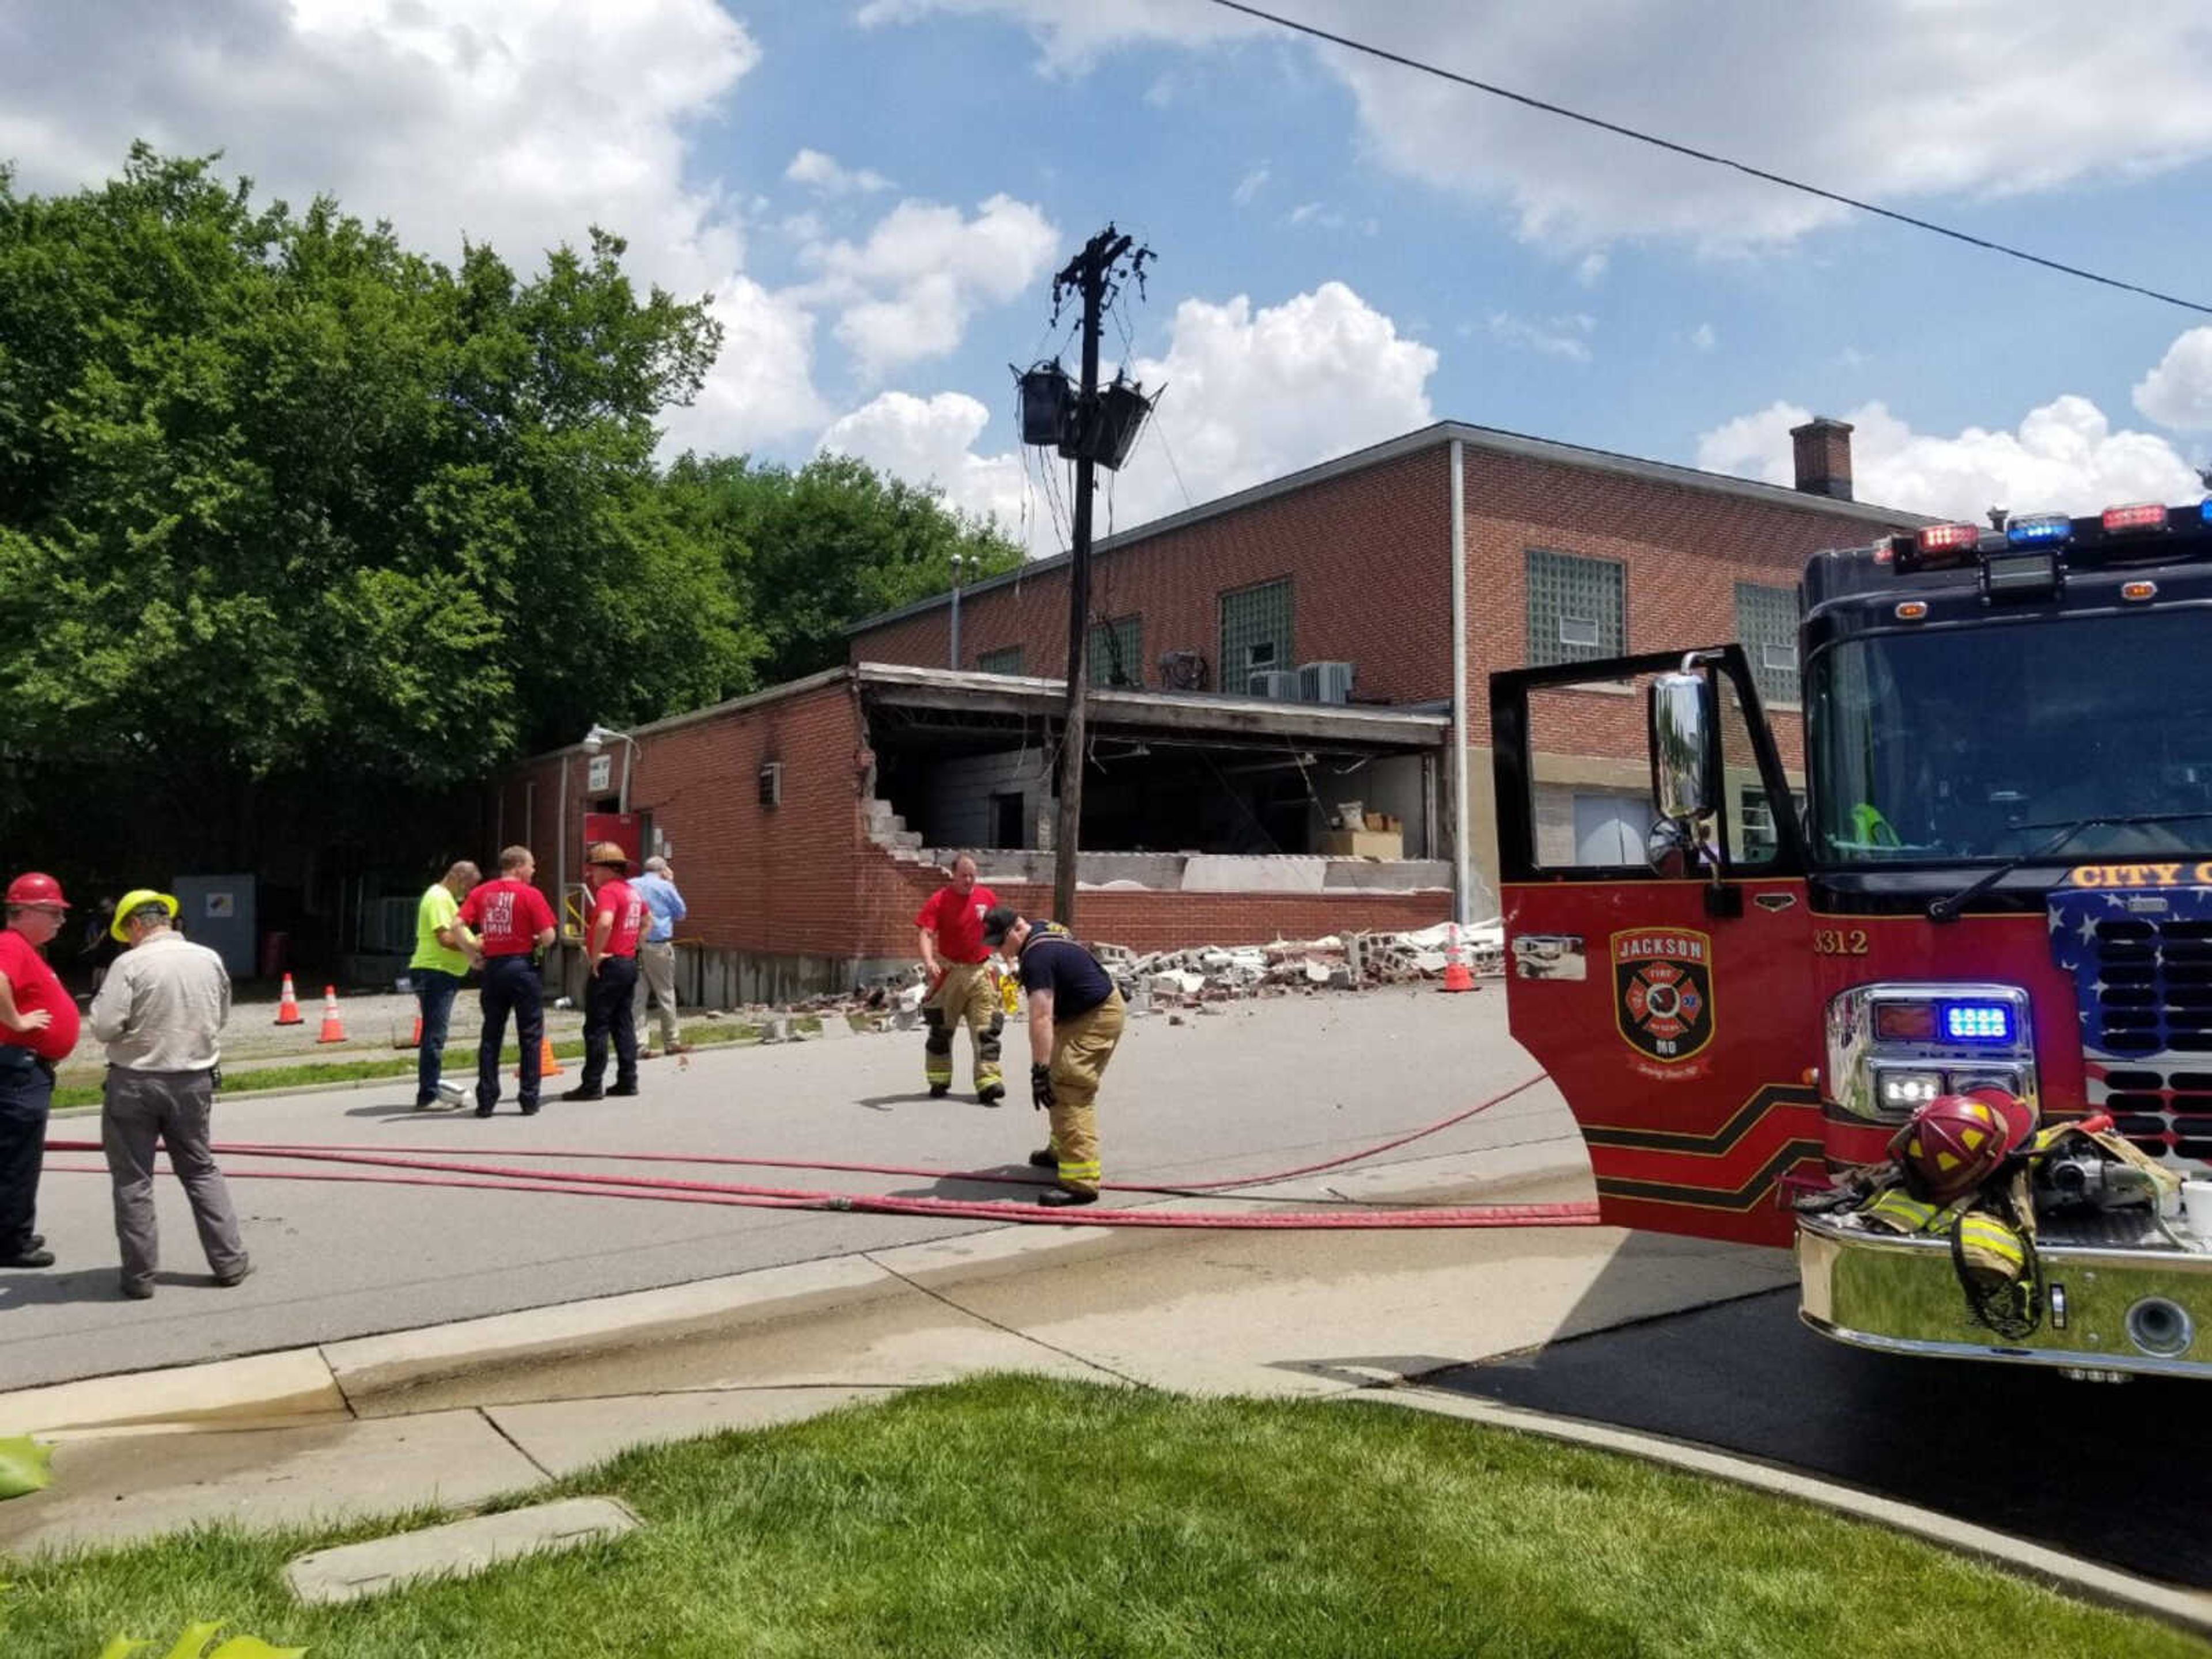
left=1808, top=607, right=2212, bottom=865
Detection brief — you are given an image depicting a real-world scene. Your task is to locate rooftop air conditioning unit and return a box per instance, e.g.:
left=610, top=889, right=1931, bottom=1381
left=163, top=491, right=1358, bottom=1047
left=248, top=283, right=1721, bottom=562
left=1158, top=649, right=1206, bottom=691
left=1298, top=661, right=1354, bottom=704
left=1247, top=669, right=1298, bottom=700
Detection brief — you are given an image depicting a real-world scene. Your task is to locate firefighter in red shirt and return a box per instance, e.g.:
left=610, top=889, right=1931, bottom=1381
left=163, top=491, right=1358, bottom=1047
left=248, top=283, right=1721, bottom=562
left=916, top=853, right=1005, bottom=1104
left=0, top=873, right=79, bottom=1268
left=454, top=845, right=557, bottom=1117
left=567, top=840, right=643, bottom=1101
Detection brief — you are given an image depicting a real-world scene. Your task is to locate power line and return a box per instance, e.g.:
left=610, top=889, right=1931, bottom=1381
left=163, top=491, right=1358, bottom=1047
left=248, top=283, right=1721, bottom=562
left=1207, top=0, right=2212, bottom=317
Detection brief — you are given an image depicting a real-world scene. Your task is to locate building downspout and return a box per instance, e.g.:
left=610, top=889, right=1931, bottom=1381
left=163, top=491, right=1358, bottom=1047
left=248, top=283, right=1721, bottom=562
left=555, top=755, right=570, bottom=992
left=1449, top=438, right=1471, bottom=927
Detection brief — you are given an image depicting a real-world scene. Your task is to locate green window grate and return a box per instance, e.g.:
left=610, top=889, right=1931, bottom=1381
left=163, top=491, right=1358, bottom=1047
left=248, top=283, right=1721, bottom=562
left=976, top=645, right=1024, bottom=676
left=1525, top=550, right=1625, bottom=668
left=1734, top=583, right=1800, bottom=706
left=1219, top=579, right=1293, bottom=691
left=1089, top=616, right=1143, bottom=687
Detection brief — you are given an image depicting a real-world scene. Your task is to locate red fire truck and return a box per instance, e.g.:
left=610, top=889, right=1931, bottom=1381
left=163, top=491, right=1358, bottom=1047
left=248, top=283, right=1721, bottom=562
left=1493, top=500, right=2212, bottom=1380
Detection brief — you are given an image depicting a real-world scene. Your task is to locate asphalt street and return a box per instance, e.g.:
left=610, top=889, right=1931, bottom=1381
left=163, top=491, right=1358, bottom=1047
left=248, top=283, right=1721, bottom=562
left=1429, top=1286, right=2212, bottom=1592
left=3, top=985, right=1575, bottom=1391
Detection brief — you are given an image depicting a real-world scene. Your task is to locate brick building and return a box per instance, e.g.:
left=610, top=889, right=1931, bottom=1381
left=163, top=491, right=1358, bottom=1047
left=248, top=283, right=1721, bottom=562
left=489, top=416, right=1918, bottom=999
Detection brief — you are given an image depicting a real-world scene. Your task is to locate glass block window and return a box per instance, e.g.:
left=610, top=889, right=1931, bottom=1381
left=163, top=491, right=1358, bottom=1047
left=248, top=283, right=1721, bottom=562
left=1526, top=550, right=1625, bottom=667
left=975, top=645, right=1024, bottom=676
left=1089, top=615, right=1142, bottom=687
left=1734, top=583, right=1801, bottom=706
left=1219, top=579, right=1293, bottom=687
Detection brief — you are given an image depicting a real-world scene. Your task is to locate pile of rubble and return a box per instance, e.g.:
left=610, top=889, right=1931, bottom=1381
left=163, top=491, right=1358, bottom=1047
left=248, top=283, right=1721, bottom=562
left=1099, top=918, right=1504, bottom=1010
left=760, top=919, right=1506, bottom=1034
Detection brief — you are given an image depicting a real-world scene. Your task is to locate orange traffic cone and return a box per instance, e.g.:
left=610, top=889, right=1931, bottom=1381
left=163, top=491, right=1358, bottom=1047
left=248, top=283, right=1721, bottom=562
left=274, top=974, right=303, bottom=1025
left=398, top=1013, right=422, bottom=1050
left=1441, top=923, right=1475, bottom=994
left=518, top=1034, right=563, bottom=1078
left=315, top=986, right=348, bottom=1043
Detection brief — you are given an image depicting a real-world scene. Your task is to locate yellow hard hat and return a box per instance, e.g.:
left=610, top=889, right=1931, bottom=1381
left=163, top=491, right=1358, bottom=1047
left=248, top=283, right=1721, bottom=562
left=111, top=889, right=180, bottom=942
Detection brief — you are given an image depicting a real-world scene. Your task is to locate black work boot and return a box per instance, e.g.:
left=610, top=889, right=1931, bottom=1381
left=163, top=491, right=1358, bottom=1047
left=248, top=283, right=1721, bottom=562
left=976, top=1081, right=1006, bottom=1106
left=927, top=1082, right=950, bottom=1099
left=1028, top=1147, right=1058, bottom=1169
left=1035, top=1187, right=1098, bottom=1209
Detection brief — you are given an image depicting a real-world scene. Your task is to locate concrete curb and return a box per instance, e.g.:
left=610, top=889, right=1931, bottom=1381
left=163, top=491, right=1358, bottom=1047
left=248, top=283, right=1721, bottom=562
left=1366, top=1386, right=2212, bottom=1640
left=0, top=1137, right=1590, bottom=1433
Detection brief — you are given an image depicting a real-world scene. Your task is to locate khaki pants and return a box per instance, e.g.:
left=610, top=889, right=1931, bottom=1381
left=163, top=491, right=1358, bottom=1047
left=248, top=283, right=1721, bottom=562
left=1044, top=990, right=1124, bottom=1195
left=923, top=961, right=1004, bottom=1095
left=634, top=939, right=680, bottom=1050
left=103, top=1067, right=247, bottom=1291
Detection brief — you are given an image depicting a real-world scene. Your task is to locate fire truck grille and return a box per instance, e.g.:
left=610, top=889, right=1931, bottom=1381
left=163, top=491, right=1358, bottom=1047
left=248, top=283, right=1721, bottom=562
left=2075, top=915, right=2212, bottom=1166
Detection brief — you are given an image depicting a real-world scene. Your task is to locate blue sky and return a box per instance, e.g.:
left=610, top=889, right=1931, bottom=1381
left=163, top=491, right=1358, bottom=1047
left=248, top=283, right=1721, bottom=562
left=10, top=0, right=2212, bottom=544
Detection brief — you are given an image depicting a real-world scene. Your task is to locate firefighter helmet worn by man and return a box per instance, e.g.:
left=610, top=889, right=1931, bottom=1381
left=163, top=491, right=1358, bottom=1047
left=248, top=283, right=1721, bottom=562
left=1892, top=1090, right=2029, bottom=1202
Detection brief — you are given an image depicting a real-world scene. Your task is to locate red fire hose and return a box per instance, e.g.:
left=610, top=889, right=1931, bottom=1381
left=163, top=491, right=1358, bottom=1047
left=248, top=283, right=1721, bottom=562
left=43, top=1074, right=1597, bottom=1231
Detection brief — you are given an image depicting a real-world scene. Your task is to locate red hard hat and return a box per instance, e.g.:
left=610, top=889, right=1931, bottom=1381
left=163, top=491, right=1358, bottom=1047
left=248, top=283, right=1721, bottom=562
left=3, top=872, right=69, bottom=909
left=1892, top=1091, right=2028, bottom=1202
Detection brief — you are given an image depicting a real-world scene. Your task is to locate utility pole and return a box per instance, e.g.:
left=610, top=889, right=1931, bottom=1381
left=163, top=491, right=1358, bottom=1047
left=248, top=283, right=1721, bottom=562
left=1013, top=225, right=1154, bottom=927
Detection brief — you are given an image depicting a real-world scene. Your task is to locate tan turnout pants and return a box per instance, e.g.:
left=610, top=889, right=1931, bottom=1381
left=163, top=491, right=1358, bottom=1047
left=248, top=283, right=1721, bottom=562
left=924, top=961, right=1003, bottom=1095
left=1043, top=990, right=1124, bottom=1195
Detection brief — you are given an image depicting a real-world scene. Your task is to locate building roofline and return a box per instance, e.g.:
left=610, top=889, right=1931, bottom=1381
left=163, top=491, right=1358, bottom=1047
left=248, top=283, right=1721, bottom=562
left=510, top=664, right=857, bottom=769
left=846, top=418, right=1933, bottom=637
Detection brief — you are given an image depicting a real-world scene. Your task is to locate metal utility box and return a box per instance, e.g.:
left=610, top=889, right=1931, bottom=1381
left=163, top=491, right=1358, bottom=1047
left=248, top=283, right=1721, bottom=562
left=173, top=874, right=257, bottom=978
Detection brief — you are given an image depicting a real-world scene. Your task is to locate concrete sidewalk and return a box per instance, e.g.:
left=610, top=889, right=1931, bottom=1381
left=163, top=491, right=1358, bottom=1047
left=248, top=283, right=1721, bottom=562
left=5, top=1146, right=2209, bottom=1638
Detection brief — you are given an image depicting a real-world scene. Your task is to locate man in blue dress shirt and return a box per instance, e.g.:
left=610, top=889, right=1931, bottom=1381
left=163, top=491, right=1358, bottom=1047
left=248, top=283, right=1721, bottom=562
left=630, top=855, right=690, bottom=1056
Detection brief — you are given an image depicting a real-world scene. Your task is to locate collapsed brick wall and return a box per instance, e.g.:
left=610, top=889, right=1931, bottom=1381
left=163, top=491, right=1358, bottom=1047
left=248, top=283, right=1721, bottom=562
left=859, top=847, right=1448, bottom=957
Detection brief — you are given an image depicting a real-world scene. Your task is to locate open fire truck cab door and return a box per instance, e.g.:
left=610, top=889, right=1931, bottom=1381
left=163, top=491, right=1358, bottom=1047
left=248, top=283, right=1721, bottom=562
left=1491, top=644, right=1824, bottom=1247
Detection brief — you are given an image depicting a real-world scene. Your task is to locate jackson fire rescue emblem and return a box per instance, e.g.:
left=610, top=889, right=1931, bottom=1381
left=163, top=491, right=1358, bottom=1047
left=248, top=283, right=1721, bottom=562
left=1612, top=927, right=1714, bottom=1068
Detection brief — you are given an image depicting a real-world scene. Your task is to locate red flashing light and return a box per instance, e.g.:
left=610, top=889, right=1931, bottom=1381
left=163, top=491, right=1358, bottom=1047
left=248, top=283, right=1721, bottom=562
left=1916, top=523, right=1981, bottom=559
left=2101, top=502, right=2168, bottom=535
left=1874, top=1002, right=1938, bottom=1043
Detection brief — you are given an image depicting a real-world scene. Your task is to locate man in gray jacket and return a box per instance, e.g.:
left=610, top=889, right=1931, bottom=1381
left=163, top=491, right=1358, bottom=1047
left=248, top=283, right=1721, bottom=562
left=87, top=890, right=250, bottom=1300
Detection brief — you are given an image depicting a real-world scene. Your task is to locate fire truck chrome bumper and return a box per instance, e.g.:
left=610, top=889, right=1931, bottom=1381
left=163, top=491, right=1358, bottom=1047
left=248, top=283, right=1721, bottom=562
left=1798, top=1215, right=2212, bottom=1381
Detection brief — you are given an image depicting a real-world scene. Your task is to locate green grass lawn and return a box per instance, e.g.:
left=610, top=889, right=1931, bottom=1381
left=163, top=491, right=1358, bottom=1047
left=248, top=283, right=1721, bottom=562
left=48, top=1017, right=793, bottom=1111
left=2, top=1377, right=2198, bottom=1658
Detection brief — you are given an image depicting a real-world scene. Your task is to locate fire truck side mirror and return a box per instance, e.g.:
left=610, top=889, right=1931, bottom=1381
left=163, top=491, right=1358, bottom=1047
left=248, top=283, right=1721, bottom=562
left=1649, top=670, right=1716, bottom=825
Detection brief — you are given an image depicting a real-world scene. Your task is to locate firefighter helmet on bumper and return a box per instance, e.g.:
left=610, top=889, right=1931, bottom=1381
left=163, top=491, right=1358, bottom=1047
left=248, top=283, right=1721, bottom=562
left=1892, top=1090, right=2029, bottom=1202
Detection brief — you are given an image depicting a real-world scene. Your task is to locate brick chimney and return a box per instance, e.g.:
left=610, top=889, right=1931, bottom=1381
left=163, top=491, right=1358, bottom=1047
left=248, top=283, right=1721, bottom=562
left=1789, top=416, right=1854, bottom=501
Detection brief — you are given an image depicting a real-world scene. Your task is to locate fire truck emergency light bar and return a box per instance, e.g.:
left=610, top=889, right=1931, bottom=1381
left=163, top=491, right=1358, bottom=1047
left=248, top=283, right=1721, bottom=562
left=1875, top=498, right=2212, bottom=578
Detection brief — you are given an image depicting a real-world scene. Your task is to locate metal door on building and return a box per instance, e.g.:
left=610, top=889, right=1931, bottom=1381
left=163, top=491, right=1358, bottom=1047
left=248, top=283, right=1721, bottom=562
left=1571, top=794, right=1654, bottom=866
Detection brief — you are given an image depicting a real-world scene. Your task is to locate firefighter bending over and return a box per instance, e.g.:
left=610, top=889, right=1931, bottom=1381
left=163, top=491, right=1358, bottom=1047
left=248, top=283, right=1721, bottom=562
left=915, top=854, right=1005, bottom=1104
left=983, top=905, right=1123, bottom=1209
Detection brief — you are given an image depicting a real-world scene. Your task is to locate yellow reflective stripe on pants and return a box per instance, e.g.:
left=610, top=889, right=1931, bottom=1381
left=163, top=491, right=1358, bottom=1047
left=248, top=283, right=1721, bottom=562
left=1046, top=990, right=1123, bottom=1195
left=924, top=962, right=999, bottom=1089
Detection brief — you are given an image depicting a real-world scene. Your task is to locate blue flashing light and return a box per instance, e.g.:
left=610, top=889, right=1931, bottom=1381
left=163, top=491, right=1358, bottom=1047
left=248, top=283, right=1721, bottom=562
left=2005, top=513, right=2072, bottom=548
left=1942, top=1002, right=2014, bottom=1043
left=2201, top=498, right=2212, bottom=525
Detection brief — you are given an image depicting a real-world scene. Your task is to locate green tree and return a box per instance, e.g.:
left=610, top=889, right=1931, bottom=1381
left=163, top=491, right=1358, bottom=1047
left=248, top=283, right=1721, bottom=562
left=666, top=450, right=1023, bottom=685
left=0, top=147, right=748, bottom=864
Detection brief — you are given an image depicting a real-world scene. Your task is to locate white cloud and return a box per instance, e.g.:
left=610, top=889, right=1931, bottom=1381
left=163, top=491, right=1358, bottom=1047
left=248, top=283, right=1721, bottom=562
left=1233, top=165, right=1270, bottom=206
left=1574, top=251, right=1608, bottom=289
left=817, top=391, right=1031, bottom=531
left=1689, top=323, right=1717, bottom=353
left=2134, top=327, right=2212, bottom=430
left=799, top=194, right=1060, bottom=377
left=863, top=1, right=2212, bottom=250
left=0, top=0, right=757, bottom=293
left=1487, top=312, right=1596, bottom=362
left=785, top=147, right=892, bottom=196
left=660, top=278, right=831, bottom=453
left=1696, top=395, right=2204, bottom=521
left=819, top=281, right=1439, bottom=555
